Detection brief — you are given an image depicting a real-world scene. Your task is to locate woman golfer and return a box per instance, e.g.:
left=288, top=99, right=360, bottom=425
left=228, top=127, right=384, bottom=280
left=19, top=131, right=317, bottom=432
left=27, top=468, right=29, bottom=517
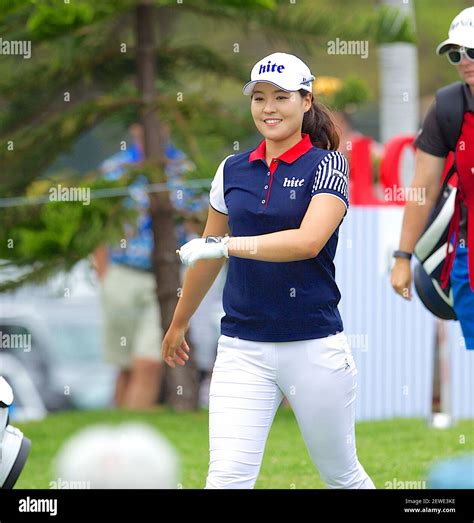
left=162, top=52, right=375, bottom=489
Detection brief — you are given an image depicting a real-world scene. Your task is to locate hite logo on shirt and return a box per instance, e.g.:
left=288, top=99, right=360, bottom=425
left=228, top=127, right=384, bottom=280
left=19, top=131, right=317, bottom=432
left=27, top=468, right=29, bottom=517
left=283, top=177, right=305, bottom=187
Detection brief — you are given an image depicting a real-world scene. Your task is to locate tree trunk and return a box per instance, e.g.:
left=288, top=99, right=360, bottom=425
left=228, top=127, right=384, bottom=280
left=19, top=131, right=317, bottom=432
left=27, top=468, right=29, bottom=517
left=378, top=0, right=419, bottom=187
left=135, top=1, right=199, bottom=410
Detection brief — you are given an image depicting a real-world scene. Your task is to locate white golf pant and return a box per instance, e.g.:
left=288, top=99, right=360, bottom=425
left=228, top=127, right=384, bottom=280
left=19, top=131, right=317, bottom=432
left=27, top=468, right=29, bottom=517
left=205, top=332, right=375, bottom=489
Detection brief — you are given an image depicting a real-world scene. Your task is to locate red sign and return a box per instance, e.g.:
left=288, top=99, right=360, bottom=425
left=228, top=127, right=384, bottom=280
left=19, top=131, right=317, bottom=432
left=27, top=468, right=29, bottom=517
left=349, top=135, right=455, bottom=206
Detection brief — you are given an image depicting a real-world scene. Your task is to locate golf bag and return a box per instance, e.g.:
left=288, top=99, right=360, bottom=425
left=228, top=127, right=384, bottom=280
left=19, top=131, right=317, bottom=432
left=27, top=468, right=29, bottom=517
left=413, top=82, right=465, bottom=320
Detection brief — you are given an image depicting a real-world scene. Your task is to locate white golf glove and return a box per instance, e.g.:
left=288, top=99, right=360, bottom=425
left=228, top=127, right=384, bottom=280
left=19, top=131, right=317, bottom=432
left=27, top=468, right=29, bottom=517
left=177, top=235, right=230, bottom=267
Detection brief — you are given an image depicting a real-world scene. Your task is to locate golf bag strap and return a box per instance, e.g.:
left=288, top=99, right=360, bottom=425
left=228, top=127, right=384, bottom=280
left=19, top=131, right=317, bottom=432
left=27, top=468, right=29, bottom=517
left=440, top=187, right=463, bottom=290
left=439, top=162, right=461, bottom=291
left=435, top=82, right=465, bottom=153
left=435, top=83, right=468, bottom=289
left=441, top=161, right=457, bottom=191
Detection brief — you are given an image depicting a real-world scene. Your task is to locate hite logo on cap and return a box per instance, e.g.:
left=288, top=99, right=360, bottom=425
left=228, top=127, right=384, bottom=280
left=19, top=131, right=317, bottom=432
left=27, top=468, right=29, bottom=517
left=258, top=61, right=285, bottom=74
left=243, top=52, right=315, bottom=96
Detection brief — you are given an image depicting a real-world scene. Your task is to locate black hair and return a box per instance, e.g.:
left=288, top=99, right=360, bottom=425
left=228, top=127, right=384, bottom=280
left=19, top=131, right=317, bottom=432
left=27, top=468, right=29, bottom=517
left=299, top=89, right=340, bottom=150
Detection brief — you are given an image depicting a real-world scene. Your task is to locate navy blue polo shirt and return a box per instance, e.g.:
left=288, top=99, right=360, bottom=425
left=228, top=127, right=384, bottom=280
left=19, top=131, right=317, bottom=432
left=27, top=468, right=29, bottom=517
left=209, top=133, right=349, bottom=342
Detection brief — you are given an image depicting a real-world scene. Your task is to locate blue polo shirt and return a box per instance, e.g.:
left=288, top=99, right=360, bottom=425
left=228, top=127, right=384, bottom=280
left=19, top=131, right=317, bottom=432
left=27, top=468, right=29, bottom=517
left=209, top=133, right=349, bottom=342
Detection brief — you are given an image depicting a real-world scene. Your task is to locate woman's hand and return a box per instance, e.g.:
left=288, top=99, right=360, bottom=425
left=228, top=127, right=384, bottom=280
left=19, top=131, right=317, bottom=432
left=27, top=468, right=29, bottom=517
left=391, top=258, right=412, bottom=300
left=176, top=237, right=229, bottom=267
left=161, top=322, right=191, bottom=368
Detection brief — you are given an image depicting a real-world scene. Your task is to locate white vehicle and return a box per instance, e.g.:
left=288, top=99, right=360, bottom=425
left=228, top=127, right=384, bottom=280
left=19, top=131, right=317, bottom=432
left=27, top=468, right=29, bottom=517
left=0, top=260, right=116, bottom=417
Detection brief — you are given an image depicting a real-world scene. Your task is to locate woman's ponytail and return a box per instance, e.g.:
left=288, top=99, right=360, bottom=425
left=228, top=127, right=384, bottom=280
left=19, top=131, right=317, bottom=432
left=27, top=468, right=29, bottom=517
left=300, top=90, right=339, bottom=151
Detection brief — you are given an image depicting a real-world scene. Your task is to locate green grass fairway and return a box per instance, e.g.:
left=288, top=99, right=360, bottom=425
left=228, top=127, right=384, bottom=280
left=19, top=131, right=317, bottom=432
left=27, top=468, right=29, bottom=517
left=14, top=407, right=473, bottom=489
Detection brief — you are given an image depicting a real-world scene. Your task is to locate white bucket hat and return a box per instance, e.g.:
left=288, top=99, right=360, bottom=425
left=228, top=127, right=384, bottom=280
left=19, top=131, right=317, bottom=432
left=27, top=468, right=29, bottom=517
left=243, top=52, right=315, bottom=95
left=437, top=7, right=474, bottom=54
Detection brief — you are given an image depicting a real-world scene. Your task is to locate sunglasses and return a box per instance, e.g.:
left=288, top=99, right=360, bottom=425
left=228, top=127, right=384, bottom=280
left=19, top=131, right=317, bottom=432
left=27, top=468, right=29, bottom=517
left=446, top=46, right=474, bottom=65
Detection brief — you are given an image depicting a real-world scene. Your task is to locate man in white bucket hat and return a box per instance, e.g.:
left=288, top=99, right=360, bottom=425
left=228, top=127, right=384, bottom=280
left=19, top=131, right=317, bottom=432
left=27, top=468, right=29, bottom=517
left=392, top=7, right=474, bottom=353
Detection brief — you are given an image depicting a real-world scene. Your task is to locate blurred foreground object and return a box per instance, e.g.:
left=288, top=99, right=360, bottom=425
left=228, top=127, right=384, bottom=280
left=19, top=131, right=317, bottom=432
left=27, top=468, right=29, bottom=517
left=0, top=376, right=31, bottom=489
left=54, top=422, right=179, bottom=488
left=427, top=453, right=474, bottom=489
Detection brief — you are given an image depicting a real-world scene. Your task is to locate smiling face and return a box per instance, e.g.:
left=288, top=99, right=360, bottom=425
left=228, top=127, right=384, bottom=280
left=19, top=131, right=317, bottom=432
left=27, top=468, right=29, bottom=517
left=250, top=82, right=312, bottom=142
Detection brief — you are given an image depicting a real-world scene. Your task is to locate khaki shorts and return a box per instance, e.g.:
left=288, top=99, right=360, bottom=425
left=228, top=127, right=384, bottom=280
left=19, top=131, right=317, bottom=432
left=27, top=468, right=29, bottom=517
left=100, top=264, right=163, bottom=368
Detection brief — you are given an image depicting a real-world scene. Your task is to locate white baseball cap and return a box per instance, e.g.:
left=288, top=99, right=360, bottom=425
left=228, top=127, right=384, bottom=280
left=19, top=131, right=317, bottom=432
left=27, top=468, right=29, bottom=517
left=243, top=52, right=315, bottom=96
left=437, top=7, right=474, bottom=54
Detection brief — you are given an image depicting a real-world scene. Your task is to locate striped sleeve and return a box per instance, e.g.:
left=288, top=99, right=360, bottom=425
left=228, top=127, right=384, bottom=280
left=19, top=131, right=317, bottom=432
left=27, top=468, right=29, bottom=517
left=311, top=151, right=349, bottom=209
left=209, top=154, right=233, bottom=215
